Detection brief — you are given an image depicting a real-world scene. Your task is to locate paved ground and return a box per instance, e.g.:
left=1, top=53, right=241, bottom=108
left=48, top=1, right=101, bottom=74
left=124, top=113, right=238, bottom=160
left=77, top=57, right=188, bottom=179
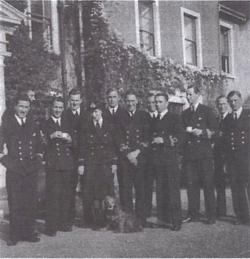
left=0, top=188, right=249, bottom=258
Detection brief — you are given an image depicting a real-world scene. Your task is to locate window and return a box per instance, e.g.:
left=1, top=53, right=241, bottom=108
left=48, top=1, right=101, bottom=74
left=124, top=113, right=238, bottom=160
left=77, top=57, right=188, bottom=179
left=220, top=21, right=234, bottom=75
left=184, top=14, right=197, bottom=66
left=139, top=1, right=155, bottom=56
left=181, top=8, right=202, bottom=68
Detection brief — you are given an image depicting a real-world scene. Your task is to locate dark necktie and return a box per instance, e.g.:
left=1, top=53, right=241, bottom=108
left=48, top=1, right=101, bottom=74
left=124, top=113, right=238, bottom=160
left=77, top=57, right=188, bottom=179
left=56, top=120, right=60, bottom=127
left=21, top=118, right=25, bottom=127
left=157, top=112, right=161, bottom=120
left=75, top=111, right=78, bottom=116
left=233, top=112, right=237, bottom=120
left=112, top=108, right=115, bottom=115
left=96, top=121, right=101, bottom=130
left=130, top=111, right=134, bottom=117
left=152, top=113, right=156, bottom=119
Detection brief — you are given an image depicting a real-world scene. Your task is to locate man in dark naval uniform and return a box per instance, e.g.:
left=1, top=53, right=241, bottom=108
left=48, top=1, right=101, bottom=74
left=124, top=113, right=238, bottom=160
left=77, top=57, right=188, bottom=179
left=214, top=95, right=229, bottom=217
left=118, top=91, right=149, bottom=226
left=144, top=93, right=158, bottom=218
left=224, top=91, right=250, bottom=225
left=0, top=93, right=43, bottom=246
left=78, top=102, right=118, bottom=230
left=149, top=93, right=184, bottom=231
left=65, top=88, right=85, bottom=227
left=102, top=88, right=127, bottom=207
left=182, top=85, right=219, bottom=224
left=42, top=97, right=74, bottom=236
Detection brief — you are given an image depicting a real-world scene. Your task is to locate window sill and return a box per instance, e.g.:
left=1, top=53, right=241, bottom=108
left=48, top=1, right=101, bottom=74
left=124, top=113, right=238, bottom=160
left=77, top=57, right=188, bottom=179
left=221, top=72, right=236, bottom=79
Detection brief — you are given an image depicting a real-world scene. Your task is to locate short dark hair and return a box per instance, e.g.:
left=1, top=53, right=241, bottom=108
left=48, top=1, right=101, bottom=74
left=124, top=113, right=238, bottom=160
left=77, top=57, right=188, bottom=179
left=69, top=88, right=82, bottom=98
left=216, top=95, right=227, bottom=103
left=51, top=96, right=64, bottom=106
left=106, top=88, right=119, bottom=96
left=125, top=90, right=137, bottom=99
left=155, top=92, right=169, bottom=102
left=146, top=93, right=155, bottom=99
left=187, top=85, right=200, bottom=94
left=227, top=91, right=242, bottom=99
left=14, top=93, right=31, bottom=105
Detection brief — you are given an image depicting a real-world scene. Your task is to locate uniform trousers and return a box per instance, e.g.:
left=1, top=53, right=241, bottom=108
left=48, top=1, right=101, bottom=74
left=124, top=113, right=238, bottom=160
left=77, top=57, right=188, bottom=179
left=68, top=157, right=79, bottom=225
left=119, top=159, right=146, bottom=224
left=214, top=156, right=227, bottom=216
left=227, top=159, right=249, bottom=223
left=186, top=158, right=216, bottom=221
left=154, top=164, right=182, bottom=227
left=45, top=168, right=72, bottom=232
left=6, top=170, right=38, bottom=241
left=144, top=163, right=156, bottom=218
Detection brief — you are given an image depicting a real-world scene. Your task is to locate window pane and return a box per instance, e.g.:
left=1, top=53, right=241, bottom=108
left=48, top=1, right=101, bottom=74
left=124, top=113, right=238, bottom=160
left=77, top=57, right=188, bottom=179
left=220, top=26, right=230, bottom=73
left=184, top=14, right=196, bottom=41
left=185, top=40, right=197, bottom=66
left=139, top=1, right=155, bottom=55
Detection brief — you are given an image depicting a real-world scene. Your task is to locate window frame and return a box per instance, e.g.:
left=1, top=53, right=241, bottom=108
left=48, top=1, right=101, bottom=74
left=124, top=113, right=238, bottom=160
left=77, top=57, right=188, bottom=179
left=135, top=0, right=161, bottom=57
left=219, top=20, right=234, bottom=77
left=181, top=7, right=203, bottom=68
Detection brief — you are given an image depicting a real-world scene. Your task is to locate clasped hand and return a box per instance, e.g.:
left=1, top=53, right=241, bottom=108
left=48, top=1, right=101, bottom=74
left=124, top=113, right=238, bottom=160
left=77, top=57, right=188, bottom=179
left=152, top=137, right=164, bottom=144
left=50, top=131, right=72, bottom=143
left=127, top=150, right=140, bottom=166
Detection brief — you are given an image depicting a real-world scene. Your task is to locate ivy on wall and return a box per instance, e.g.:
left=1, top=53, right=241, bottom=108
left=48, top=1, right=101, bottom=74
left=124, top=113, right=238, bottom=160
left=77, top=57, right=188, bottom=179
left=5, top=22, right=60, bottom=120
left=81, top=1, right=226, bottom=110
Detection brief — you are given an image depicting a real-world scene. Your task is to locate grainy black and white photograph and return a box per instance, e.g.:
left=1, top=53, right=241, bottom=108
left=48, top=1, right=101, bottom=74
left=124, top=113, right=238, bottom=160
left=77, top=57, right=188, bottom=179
left=0, top=0, right=249, bottom=257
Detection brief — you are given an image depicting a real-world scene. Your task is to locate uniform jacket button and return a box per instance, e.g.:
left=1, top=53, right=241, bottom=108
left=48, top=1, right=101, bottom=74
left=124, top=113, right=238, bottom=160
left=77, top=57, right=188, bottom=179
left=19, top=147, right=22, bottom=149
left=56, top=143, right=59, bottom=146
left=20, top=158, right=23, bottom=161
left=19, top=141, right=21, bottom=144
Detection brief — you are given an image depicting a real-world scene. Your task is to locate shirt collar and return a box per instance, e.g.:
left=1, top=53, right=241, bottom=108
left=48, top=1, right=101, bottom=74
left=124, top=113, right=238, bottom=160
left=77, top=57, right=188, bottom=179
left=108, top=106, right=118, bottom=114
left=158, top=109, right=168, bottom=119
left=94, top=117, right=103, bottom=126
left=51, top=116, right=61, bottom=125
left=191, top=102, right=200, bottom=111
left=221, top=111, right=229, bottom=120
left=15, top=114, right=26, bottom=125
left=129, top=109, right=136, bottom=116
left=71, top=107, right=80, bottom=115
left=232, top=107, right=243, bottom=118
left=149, top=111, right=158, bottom=118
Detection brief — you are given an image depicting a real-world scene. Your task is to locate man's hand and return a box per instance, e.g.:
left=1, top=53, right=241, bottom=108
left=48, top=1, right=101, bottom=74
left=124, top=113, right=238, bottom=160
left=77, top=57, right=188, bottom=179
left=62, top=133, right=72, bottom=143
left=127, top=150, right=140, bottom=166
left=0, top=153, right=4, bottom=159
left=50, top=131, right=63, bottom=139
left=36, top=153, right=43, bottom=159
left=192, top=128, right=203, bottom=136
left=111, top=165, right=117, bottom=174
left=152, top=137, right=164, bottom=144
left=169, top=135, right=178, bottom=147
left=78, top=166, right=84, bottom=175
left=206, top=129, right=214, bottom=139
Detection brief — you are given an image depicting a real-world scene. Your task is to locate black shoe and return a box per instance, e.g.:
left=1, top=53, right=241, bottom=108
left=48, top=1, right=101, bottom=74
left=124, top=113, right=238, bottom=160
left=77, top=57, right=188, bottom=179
left=23, top=236, right=40, bottom=243
left=235, top=220, right=247, bottom=225
left=59, top=226, right=72, bottom=232
left=170, top=225, right=181, bottom=231
left=183, top=217, right=199, bottom=223
left=207, top=219, right=216, bottom=225
left=45, top=230, right=57, bottom=237
left=6, top=239, right=18, bottom=246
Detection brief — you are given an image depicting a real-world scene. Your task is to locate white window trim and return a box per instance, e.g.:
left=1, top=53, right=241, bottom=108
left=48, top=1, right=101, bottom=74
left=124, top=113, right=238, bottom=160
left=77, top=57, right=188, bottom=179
left=181, top=7, right=203, bottom=68
left=134, top=0, right=161, bottom=57
left=220, top=20, right=235, bottom=77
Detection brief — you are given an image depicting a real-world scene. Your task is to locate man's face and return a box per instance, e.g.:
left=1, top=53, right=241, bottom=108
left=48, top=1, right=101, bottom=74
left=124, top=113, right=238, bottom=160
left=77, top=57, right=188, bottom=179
left=92, top=109, right=102, bottom=121
left=15, top=100, right=30, bottom=118
left=27, top=90, right=35, bottom=102
left=155, top=96, right=168, bottom=112
left=69, top=94, right=82, bottom=111
left=146, top=96, right=156, bottom=113
left=107, top=91, right=119, bottom=108
left=51, top=101, right=64, bottom=118
left=125, top=94, right=138, bottom=112
left=186, top=87, right=199, bottom=106
left=217, top=97, right=228, bottom=114
left=228, top=94, right=242, bottom=111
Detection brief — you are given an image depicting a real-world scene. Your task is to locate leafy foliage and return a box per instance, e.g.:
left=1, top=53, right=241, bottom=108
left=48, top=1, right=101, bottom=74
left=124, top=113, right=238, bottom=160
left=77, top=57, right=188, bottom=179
left=5, top=23, right=60, bottom=120
left=81, top=1, right=226, bottom=109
